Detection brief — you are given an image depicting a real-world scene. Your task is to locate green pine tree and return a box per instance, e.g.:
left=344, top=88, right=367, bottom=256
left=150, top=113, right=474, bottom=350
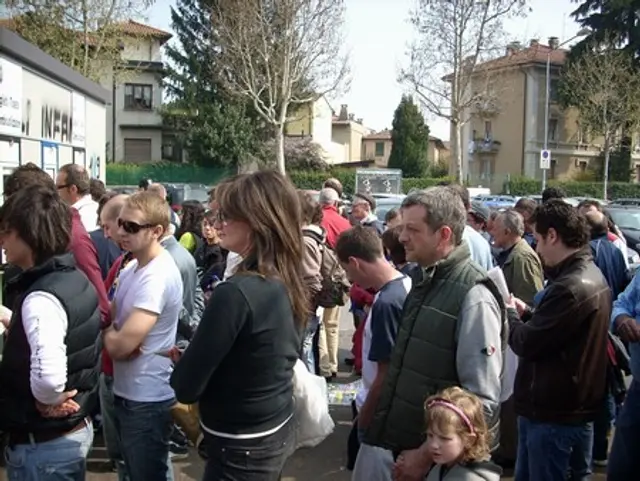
left=163, top=0, right=263, bottom=167
left=388, top=96, right=430, bottom=178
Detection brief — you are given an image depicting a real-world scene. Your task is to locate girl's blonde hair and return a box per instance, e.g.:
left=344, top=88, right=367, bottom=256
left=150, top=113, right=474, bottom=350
left=424, top=387, right=490, bottom=463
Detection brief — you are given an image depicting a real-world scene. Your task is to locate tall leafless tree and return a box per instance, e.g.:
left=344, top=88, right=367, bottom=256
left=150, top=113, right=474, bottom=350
left=211, top=0, right=349, bottom=173
left=561, top=42, right=640, bottom=198
left=401, top=0, right=528, bottom=182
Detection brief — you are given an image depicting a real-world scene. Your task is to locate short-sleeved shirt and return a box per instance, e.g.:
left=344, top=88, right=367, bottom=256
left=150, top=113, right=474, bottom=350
left=356, top=274, right=412, bottom=410
left=113, top=249, right=183, bottom=402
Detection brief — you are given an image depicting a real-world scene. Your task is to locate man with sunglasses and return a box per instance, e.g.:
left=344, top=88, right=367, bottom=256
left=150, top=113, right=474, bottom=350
left=103, top=192, right=183, bottom=481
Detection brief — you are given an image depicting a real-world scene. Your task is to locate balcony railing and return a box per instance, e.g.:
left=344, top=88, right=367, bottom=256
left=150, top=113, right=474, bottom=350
left=470, top=138, right=501, bottom=154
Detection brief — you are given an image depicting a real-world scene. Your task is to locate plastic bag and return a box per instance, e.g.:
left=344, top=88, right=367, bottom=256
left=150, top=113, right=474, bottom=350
left=292, top=359, right=335, bottom=449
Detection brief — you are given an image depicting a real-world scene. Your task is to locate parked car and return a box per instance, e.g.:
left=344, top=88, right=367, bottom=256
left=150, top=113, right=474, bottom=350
left=164, top=183, right=210, bottom=211
left=375, top=195, right=406, bottom=224
left=473, top=195, right=517, bottom=209
left=605, top=206, right=640, bottom=255
left=610, top=198, right=640, bottom=207
left=109, top=185, right=138, bottom=195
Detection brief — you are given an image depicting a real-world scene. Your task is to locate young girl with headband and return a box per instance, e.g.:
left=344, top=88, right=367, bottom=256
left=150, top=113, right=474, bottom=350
left=424, top=387, right=502, bottom=480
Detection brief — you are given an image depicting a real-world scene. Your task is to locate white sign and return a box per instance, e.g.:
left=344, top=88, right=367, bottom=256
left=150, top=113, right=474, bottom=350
left=71, top=92, right=86, bottom=147
left=0, top=57, right=23, bottom=137
left=540, top=149, right=551, bottom=169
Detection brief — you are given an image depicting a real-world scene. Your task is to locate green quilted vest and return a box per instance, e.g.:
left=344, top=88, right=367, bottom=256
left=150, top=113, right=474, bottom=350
left=364, top=243, right=506, bottom=452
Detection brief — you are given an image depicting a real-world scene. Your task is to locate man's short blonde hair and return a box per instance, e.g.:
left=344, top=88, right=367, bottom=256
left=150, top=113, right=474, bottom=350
left=125, top=191, right=169, bottom=230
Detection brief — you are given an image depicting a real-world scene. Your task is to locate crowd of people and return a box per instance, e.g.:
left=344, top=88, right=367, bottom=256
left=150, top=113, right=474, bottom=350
left=0, top=164, right=637, bottom=481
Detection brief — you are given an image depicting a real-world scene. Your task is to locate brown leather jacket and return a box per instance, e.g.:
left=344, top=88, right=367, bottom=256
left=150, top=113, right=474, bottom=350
left=508, top=247, right=610, bottom=424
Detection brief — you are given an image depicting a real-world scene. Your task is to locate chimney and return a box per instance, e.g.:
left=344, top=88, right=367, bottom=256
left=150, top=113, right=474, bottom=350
left=348, top=113, right=355, bottom=121
left=338, top=104, right=348, bottom=120
left=505, top=41, right=522, bottom=56
left=548, top=36, right=559, bottom=50
left=529, top=38, right=539, bottom=47
left=357, top=118, right=363, bottom=124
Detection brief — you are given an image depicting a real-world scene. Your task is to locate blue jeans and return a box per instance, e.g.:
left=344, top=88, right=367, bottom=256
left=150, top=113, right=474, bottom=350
left=515, top=416, right=593, bottom=481
left=592, top=392, right=616, bottom=462
left=202, top=416, right=295, bottom=481
left=608, top=379, right=640, bottom=480
left=100, top=373, right=123, bottom=465
left=114, top=396, right=175, bottom=481
left=4, top=419, right=94, bottom=481
left=301, top=315, right=320, bottom=373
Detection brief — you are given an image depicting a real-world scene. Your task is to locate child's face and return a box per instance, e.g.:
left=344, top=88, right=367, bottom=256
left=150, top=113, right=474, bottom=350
left=426, top=428, right=465, bottom=466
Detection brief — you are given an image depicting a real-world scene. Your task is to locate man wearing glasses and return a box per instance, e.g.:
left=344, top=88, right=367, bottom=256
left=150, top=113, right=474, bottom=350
left=103, top=191, right=183, bottom=481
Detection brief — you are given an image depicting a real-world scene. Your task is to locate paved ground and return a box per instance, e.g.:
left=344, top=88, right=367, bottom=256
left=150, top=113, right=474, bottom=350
left=0, top=307, right=608, bottom=480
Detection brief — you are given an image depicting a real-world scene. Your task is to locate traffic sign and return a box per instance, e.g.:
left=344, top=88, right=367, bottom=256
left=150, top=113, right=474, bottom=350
left=540, top=149, right=551, bottom=170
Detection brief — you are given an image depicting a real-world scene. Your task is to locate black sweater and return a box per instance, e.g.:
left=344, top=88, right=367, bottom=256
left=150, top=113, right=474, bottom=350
left=170, top=273, right=299, bottom=435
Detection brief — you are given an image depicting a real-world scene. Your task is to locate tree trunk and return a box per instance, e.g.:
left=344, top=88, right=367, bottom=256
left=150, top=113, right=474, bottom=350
left=451, top=121, right=463, bottom=182
left=603, top=136, right=611, bottom=200
left=276, top=125, right=286, bottom=175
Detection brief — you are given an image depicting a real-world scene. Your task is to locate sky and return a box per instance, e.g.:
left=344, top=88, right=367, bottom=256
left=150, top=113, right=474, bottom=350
left=148, top=0, right=585, bottom=141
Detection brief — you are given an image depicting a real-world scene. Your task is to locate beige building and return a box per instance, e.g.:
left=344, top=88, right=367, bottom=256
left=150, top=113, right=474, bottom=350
left=457, top=38, right=639, bottom=192
left=331, top=105, right=374, bottom=162
left=361, top=129, right=448, bottom=169
left=284, top=96, right=349, bottom=164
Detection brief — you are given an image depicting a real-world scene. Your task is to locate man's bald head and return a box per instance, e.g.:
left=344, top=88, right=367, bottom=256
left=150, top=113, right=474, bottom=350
left=584, top=210, right=608, bottom=237
left=147, top=183, right=167, bottom=200
left=102, top=194, right=128, bottom=223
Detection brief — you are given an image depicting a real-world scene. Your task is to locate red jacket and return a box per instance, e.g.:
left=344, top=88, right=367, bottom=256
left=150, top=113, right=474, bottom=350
left=70, top=209, right=112, bottom=375
left=321, top=206, right=351, bottom=249
left=71, top=209, right=110, bottom=327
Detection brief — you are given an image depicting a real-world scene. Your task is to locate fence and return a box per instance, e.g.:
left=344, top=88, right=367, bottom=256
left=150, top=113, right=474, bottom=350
left=105, top=163, right=233, bottom=186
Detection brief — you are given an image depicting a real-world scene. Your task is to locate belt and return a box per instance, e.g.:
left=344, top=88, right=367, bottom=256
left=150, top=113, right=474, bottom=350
left=8, top=417, right=89, bottom=446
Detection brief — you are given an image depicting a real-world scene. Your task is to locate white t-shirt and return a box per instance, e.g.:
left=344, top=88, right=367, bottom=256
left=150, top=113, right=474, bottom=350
left=113, top=249, right=183, bottom=402
left=355, top=275, right=411, bottom=410
left=224, top=251, right=242, bottom=280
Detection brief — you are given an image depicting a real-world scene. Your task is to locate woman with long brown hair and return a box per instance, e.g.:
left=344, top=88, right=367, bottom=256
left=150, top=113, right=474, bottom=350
left=171, top=170, right=307, bottom=480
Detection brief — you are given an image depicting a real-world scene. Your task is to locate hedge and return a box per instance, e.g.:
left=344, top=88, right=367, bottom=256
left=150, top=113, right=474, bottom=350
left=106, top=162, right=233, bottom=186
left=507, top=176, right=640, bottom=199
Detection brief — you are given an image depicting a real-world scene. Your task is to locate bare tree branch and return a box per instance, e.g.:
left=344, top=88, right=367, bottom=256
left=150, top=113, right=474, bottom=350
left=211, top=0, right=350, bottom=173
left=400, top=0, right=529, bottom=181
left=561, top=39, right=640, bottom=197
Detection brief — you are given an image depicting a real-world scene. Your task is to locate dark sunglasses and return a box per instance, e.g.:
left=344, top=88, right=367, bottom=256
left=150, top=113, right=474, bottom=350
left=118, top=218, right=154, bottom=234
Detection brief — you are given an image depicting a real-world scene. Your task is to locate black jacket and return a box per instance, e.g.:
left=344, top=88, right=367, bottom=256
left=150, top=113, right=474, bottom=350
left=509, top=247, right=610, bottom=424
left=0, top=253, right=101, bottom=434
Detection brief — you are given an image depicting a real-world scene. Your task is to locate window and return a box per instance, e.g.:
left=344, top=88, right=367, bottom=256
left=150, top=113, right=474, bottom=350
left=484, top=121, right=492, bottom=141
left=549, top=119, right=558, bottom=141
left=124, top=84, right=153, bottom=110
left=124, top=138, right=152, bottom=163
left=549, top=79, right=559, bottom=102
left=375, top=142, right=385, bottom=157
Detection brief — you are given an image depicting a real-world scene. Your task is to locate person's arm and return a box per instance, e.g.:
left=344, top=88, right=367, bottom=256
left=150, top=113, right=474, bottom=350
left=456, top=284, right=502, bottom=423
left=510, top=254, right=544, bottom=306
left=22, top=292, right=70, bottom=405
left=171, top=282, right=250, bottom=404
left=301, top=236, right=322, bottom=298
left=70, top=212, right=111, bottom=327
left=612, top=271, right=640, bottom=326
left=509, top=284, right=586, bottom=359
left=357, top=299, right=401, bottom=428
left=104, top=273, right=169, bottom=360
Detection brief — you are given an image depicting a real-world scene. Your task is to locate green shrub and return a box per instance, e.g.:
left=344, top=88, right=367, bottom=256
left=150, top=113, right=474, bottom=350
left=106, top=162, right=233, bottom=186
left=506, top=175, right=640, bottom=199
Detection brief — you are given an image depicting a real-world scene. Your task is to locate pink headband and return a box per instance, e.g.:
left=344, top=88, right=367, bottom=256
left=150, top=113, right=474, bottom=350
left=427, top=399, right=476, bottom=435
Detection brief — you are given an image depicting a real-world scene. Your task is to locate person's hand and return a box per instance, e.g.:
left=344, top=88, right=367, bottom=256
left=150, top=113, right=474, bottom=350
left=0, top=316, right=10, bottom=330
left=511, top=296, right=528, bottom=317
left=615, top=315, right=640, bottom=343
left=36, top=390, right=80, bottom=418
left=393, top=448, right=431, bottom=481
left=168, top=345, right=183, bottom=363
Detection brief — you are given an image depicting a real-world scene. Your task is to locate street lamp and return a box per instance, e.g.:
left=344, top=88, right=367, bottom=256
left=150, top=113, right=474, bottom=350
left=542, top=28, right=591, bottom=191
